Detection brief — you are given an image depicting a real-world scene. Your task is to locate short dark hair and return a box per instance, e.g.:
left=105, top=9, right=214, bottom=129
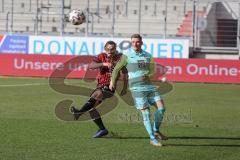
left=131, top=34, right=142, bottom=41
left=104, top=40, right=116, bottom=50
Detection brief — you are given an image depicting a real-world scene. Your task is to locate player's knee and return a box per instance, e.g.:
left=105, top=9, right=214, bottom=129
left=156, top=100, right=164, bottom=108
left=157, top=107, right=166, bottom=114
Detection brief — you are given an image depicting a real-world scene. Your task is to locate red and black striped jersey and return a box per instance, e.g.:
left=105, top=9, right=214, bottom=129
left=93, top=52, right=127, bottom=87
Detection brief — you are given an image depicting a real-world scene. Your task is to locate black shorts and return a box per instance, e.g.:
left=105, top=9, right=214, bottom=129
left=91, top=85, right=115, bottom=100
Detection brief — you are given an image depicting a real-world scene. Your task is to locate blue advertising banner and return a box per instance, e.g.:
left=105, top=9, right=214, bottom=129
left=0, top=35, right=29, bottom=54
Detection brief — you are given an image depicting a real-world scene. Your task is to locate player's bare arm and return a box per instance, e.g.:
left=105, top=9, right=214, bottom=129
left=88, top=61, right=112, bottom=69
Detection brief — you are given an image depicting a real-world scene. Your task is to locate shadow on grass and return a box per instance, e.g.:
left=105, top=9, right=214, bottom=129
left=169, top=136, right=240, bottom=140
left=166, top=144, right=240, bottom=147
left=105, top=134, right=240, bottom=140
left=104, top=134, right=240, bottom=147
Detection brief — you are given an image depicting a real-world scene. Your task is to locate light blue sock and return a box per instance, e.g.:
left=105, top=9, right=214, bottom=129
left=153, top=108, right=165, bottom=132
left=141, top=110, right=155, bottom=139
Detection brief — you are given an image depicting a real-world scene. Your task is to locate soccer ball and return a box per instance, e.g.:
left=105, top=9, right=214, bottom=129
left=68, top=9, right=86, bottom=25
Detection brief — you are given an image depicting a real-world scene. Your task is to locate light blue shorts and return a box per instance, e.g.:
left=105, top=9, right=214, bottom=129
left=131, top=89, right=161, bottom=109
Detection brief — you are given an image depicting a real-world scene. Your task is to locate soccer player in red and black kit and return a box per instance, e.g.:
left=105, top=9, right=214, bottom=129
left=70, top=41, right=128, bottom=138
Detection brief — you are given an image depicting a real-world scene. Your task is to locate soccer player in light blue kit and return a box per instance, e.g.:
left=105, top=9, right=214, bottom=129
left=109, top=34, right=167, bottom=147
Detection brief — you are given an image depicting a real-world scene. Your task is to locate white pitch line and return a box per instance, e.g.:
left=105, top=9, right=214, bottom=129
left=0, top=82, right=83, bottom=87
left=0, top=83, right=48, bottom=87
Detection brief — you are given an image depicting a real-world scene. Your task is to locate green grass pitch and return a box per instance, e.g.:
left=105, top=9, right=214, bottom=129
left=0, top=76, right=240, bottom=160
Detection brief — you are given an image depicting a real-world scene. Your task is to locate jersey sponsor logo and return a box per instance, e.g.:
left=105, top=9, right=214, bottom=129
left=137, top=60, right=147, bottom=68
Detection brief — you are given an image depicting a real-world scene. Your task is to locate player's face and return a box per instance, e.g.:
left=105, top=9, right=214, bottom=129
left=131, top=38, right=143, bottom=52
left=105, top=44, right=116, bottom=55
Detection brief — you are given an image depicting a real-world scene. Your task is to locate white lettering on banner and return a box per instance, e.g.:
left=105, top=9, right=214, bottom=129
left=9, top=45, right=26, bottom=49
left=165, top=66, right=182, bottom=75
left=229, top=68, right=238, bottom=76
left=68, top=63, right=88, bottom=71
left=10, top=39, right=26, bottom=44
left=29, top=36, right=189, bottom=58
left=13, top=58, right=89, bottom=71
left=186, top=64, right=240, bottom=76
left=14, top=58, right=64, bottom=70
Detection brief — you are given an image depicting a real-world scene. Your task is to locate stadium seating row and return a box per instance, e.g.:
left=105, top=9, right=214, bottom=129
left=0, top=0, right=238, bottom=39
left=0, top=0, right=196, bottom=37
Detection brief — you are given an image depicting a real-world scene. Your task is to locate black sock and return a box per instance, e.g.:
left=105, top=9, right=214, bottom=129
left=78, top=98, right=97, bottom=113
left=93, top=118, right=106, bottom=130
left=90, top=109, right=106, bottom=130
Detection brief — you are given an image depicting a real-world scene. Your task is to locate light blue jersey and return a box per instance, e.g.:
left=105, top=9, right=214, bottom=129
left=123, top=48, right=156, bottom=91
left=111, top=47, right=161, bottom=109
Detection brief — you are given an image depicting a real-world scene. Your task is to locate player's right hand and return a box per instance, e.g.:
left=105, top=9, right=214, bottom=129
left=109, top=81, right=114, bottom=91
left=102, top=62, right=112, bottom=68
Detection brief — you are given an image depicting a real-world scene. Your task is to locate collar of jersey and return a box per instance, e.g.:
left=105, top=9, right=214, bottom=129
left=130, top=48, right=144, bottom=56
